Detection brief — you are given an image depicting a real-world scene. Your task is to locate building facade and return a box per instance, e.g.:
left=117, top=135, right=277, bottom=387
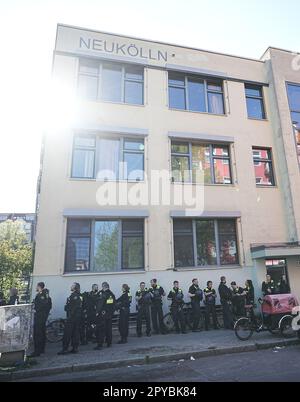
left=32, top=24, right=300, bottom=317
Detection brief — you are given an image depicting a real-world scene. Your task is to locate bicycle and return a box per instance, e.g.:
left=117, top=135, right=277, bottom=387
left=163, top=302, right=204, bottom=332
left=234, top=297, right=295, bottom=341
left=46, top=316, right=66, bottom=343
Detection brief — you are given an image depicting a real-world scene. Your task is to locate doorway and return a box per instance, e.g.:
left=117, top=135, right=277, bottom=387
left=265, top=258, right=289, bottom=287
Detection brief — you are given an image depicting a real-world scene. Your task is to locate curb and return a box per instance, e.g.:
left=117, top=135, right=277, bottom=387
left=1, top=338, right=298, bottom=381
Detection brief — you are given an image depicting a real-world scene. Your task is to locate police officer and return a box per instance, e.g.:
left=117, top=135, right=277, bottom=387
left=277, top=275, right=290, bottom=294
left=94, top=282, right=116, bottom=350
left=86, top=284, right=99, bottom=342
left=80, top=290, right=89, bottom=345
left=203, top=281, right=218, bottom=331
left=0, top=291, right=6, bottom=306
left=29, top=282, right=52, bottom=357
left=188, top=278, right=203, bottom=332
left=136, top=282, right=152, bottom=337
left=261, top=274, right=275, bottom=296
left=116, top=284, right=132, bottom=344
left=218, top=276, right=234, bottom=329
left=149, top=279, right=167, bottom=335
left=167, top=281, right=186, bottom=334
left=8, top=288, right=19, bottom=305
left=58, top=283, right=82, bottom=355
left=230, top=281, right=245, bottom=318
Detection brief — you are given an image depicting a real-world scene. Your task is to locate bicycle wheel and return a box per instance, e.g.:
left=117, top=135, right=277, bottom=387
left=163, top=313, right=174, bottom=332
left=46, top=320, right=65, bottom=343
left=234, top=317, right=254, bottom=341
left=279, top=315, right=294, bottom=338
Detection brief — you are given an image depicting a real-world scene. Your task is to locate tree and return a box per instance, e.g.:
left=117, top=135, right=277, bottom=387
left=0, top=220, right=33, bottom=299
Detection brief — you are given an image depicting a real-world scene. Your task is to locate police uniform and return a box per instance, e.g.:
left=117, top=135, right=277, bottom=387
left=218, top=282, right=234, bottom=329
left=32, top=289, right=52, bottom=355
left=95, top=289, right=116, bottom=347
left=188, top=284, right=203, bottom=331
left=149, top=284, right=167, bottom=334
left=261, top=280, right=275, bottom=296
left=203, top=287, right=218, bottom=330
left=79, top=291, right=89, bottom=345
left=231, top=286, right=245, bottom=317
left=116, top=290, right=132, bottom=343
left=61, top=291, right=83, bottom=352
left=136, top=288, right=152, bottom=337
left=86, top=290, right=99, bottom=341
left=277, top=279, right=290, bottom=294
left=167, top=287, right=186, bottom=333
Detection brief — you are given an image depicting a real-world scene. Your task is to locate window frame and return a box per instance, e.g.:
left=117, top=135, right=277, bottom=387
left=252, top=147, right=275, bottom=186
left=77, top=58, right=144, bottom=106
left=168, top=72, right=225, bottom=115
left=245, top=84, right=266, bottom=120
left=286, top=82, right=300, bottom=168
left=171, top=140, right=232, bottom=185
left=64, top=218, right=145, bottom=273
left=173, top=218, right=239, bottom=269
left=71, top=134, right=145, bottom=181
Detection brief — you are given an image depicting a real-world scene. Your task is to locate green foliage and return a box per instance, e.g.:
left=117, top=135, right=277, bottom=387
left=0, top=220, right=33, bottom=299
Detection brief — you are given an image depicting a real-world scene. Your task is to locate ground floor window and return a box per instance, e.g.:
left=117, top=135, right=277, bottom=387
left=173, top=218, right=239, bottom=268
left=65, top=218, right=144, bottom=273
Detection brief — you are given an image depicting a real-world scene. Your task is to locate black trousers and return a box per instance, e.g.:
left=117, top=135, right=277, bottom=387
left=191, top=302, right=201, bottom=330
left=151, top=302, right=166, bottom=333
left=86, top=314, right=96, bottom=341
left=119, top=307, right=130, bottom=340
left=204, top=304, right=218, bottom=330
left=171, top=306, right=186, bottom=333
left=232, top=300, right=245, bottom=318
left=136, top=305, right=151, bottom=335
left=96, top=314, right=113, bottom=346
left=33, top=313, right=48, bottom=354
left=221, top=301, right=234, bottom=329
left=62, top=319, right=80, bottom=351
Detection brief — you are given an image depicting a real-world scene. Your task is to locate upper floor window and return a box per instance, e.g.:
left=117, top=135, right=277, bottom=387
left=287, top=83, right=300, bottom=165
left=252, top=147, right=275, bottom=186
left=72, top=135, right=145, bottom=181
left=171, top=141, right=232, bottom=184
left=168, top=72, right=225, bottom=114
left=65, top=219, right=144, bottom=273
left=173, top=218, right=239, bottom=268
left=245, top=84, right=266, bottom=119
left=77, top=59, right=144, bottom=105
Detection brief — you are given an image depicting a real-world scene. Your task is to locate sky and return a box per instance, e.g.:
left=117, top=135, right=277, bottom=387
left=0, top=0, right=300, bottom=213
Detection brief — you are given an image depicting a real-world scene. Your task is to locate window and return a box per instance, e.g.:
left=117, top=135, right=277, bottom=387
left=65, top=219, right=144, bottom=272
left=77, top=59, right=144, bottom=105
left=252, top=148, right=275, bottom=186
left=72, top=135, right=144, bottom=181
left=72, top=136, right=96, bottom=178
left=245, top=84, right=266, bottom=119
left=173, top=219, right=238, bottom=268
left=287, top=83, right=300, bottom=165
left=171, top=141, right=232, bottom=184
left=168, top=72, right=225, bottom=114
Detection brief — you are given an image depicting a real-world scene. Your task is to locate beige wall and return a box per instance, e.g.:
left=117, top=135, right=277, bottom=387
left=33, top=25, right=300, bottom=314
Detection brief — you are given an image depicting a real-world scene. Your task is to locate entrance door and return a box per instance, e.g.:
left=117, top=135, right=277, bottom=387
left=265, top=259, right=289, bottom=288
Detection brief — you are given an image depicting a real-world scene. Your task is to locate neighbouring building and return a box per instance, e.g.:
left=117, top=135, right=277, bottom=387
left=0, top=213, right=36, bottom=243
left=32, top=24, right=300, bottom=317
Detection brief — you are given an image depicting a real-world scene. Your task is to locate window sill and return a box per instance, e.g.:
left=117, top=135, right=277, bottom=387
left=78, top=98, right=145, bottom=108
left=168, top=107, right=227, bottom=117
left=247, top=117, right=268, bottom=122
left=256, top=185, right=277, bottom=188
left=62, top=269, right=145, bottom=276
left=171, top=181, right=235, bottom=187
left=173, top=265, right=241, bottom=272
left=69, top=177, right=145, bottom=183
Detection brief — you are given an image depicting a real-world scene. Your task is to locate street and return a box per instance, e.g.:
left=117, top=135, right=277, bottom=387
left=20, top=345, right=300, bottom=382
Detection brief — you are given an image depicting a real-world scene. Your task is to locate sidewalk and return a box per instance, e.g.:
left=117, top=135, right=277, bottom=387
left=1, top=329, right=299, bottom=381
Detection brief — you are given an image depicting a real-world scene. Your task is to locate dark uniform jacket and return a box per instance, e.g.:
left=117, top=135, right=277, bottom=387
left=65, top=291, right=83, bottom=321
left=277, top=280, right=290, bottom=294
left=86, top=291, right=99, bottom=318
left=34, top=289, right=52, bottom=318
left=189, top=284, right=203, bottom=304
left=135, top=288, right=152, bottom=308
left=167, top=288, right=184, bottom=308
left=8, top=295, right=19, bottom=305
left=203, top=287, right=217, bottom=305
left=244, top=286, right=255, bottom=305
left=96, top=289, right=116, bottom=317
left=231, top=287, right=244, bottom=298
left=116, top=291, right=132, bottom=310
left=0, top=295, right=6, bottom=306
left=218, top=283, right=232, bottom=303
left=262, top=280, right=275, bottom=296
left=149, top=285, right=165, bottom=305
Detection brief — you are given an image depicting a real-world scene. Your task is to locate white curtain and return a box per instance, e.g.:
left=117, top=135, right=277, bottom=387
left=97, top=139, right=120, bottom=180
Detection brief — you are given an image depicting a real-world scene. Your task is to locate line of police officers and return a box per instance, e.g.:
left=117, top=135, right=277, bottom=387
left=29, top=273, right=289, bottom=356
